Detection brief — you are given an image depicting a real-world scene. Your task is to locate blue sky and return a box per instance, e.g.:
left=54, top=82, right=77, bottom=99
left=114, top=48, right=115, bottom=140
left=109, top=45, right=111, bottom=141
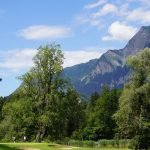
left=0, top=0, right=150, bottom=96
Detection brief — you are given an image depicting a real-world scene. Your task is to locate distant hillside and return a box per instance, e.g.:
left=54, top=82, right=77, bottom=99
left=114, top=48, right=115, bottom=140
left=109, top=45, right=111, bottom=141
left=63, top=26, right=150, bottom=95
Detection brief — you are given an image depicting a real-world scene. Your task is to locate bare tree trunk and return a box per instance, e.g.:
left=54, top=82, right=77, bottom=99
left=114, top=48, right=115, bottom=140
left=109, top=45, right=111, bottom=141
left=36, top=131, right=41, bottom=142
left=35, top=126, right=46, bottom=142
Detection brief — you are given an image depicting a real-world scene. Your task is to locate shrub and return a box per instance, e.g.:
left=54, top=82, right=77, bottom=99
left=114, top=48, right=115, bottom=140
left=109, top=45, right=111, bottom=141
left=98, top=139, right=132, bottom=148
left=82, top=140, right=96, bottom=147
left=68, top=140, right=83, bottom=147
left=57, top=139, right=132, bottom=148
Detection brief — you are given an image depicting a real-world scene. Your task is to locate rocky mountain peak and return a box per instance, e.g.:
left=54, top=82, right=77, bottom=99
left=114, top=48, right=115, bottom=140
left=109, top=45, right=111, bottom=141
left=63, top=26, right=150, bottom=95
left=124, top=26, right=150, bottom=56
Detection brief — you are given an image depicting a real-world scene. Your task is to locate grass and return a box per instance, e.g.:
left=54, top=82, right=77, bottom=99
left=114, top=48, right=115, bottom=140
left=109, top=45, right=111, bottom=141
left=0, top=143, right=130, bottom=150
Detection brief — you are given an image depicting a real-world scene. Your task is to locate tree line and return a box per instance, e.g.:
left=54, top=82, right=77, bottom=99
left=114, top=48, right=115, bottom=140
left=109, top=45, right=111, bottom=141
left=0, top=44, right=149, bottom=149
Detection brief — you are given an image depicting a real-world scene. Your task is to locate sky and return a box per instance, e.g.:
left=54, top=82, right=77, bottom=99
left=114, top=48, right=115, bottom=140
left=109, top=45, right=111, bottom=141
left=0, top=0, right=150, bottom=96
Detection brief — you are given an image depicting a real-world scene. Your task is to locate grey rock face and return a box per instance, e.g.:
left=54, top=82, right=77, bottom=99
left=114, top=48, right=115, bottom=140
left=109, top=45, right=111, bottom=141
left=63, top=26, right=150, bottom=95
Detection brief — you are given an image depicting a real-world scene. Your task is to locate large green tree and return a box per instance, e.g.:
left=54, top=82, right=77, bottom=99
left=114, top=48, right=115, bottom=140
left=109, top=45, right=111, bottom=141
left=14, top=43, right=84, bottom=142
left=114, top=48, right=150, bottom=149
left=0, top=44, right=84, bottom=142
left=19, top=44, right=65, bottom=141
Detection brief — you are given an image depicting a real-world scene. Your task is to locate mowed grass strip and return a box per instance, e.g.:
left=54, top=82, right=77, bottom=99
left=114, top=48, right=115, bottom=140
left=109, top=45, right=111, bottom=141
left=0, top=143, right=129, bottom=150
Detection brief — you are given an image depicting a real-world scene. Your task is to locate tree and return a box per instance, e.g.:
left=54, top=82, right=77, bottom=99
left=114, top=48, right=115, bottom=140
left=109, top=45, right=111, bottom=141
left=114, top=48, right=150, bottom=149
left=94, top=87, right=121, bottom=139
left=0, top=97, right=4, bottom=121
left=87, top=92, right=99, bottom=112
left=82, top=86, right=121, bottom=140
left=0, top=96, right=35, bottom=141
left=63, top=89, right=85, bottom=137
left=16, top=43, right=84, bottom=142
left=0, top=44, right=84, bottom=142
left=19, top=43, right=65, bottom=141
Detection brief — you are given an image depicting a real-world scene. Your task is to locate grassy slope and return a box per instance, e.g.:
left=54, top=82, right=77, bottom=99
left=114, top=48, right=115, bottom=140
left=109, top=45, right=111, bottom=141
left=0, top=143, right=129, bottom=150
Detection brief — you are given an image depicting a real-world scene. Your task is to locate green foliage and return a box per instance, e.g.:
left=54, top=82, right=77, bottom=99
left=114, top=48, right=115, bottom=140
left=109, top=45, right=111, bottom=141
left=114, top=48, right=150, bottom=149
left=0, top=44, right=84, bottom=142
left=58, top=139, right=131, bottom=148
left=98, top=139, right=132, bottom=148
left=80, top=87, right=121, bottom=140
left=1, top=45, right=149, bottom=148
left=0, top=96, right=35, bottom=141
left=0, top=97, right=4, bottom=121
left=67, top=140, right=97, bottom=147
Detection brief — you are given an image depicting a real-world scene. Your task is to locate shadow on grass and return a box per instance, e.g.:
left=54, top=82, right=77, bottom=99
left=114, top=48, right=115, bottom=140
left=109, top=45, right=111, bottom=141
left=48, top=144, right=57, bottom=147
left=0, top=144, right=21, bottom=150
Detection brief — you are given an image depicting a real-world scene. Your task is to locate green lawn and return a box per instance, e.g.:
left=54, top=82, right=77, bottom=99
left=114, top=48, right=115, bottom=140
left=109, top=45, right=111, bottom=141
left=0, top=143, right=129, bottom=150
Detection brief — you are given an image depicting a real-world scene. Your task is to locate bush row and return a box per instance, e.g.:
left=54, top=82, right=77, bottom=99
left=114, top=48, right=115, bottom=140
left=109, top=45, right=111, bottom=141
left=98, top=139, right=132, bottom=148
left=57, top=139, right=132, bottom=148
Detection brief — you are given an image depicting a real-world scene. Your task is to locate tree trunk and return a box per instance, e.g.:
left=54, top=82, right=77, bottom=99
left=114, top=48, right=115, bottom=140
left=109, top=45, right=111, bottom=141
left=35, top=126, right=46, bottom=142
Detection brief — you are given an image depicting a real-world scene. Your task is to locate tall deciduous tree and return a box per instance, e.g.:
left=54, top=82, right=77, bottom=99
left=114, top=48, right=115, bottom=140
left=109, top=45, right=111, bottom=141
left=20, top=44, right=65, bottom=141
left=114, top=48, right=150, bottom=149
left=0, top=44, right=84, bottom=142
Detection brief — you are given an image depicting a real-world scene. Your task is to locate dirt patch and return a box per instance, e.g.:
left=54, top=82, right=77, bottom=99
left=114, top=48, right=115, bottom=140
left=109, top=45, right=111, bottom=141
left=61, top=147, right=80, bottom=150
left=22, top=148, right=40, bottom=150
left=61, top=148, right=73, bottom=150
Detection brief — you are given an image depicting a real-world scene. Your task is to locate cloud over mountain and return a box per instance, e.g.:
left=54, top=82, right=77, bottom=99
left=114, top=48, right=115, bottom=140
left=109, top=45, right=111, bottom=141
left=102, top=21, right=137, bottom=41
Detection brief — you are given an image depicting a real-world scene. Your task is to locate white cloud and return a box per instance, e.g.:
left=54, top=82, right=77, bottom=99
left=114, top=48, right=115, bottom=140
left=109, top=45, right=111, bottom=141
left=64, top=50, right=102, bottom=68
left=18, top=25, right=72, bottom=40
left=76, top=4, right=117, bottom=28
left=127, top=8, right=150, bottom=23
left=92, top=3, right=118, bottom=18
left=75, top=14, right=102, bottom=28
left=0, top=49, right=37, bottom=71
left=117, top=4, right=130, bottom=16
left=102, top=21, right=137, bottom=41
left=125, top=0, right=149, bottom=4
left=138, top=0, right=150, bottom=7
left=75, top=0, right=150, bottom=33
left=84, top=0, right=107, bottom=9
left=0, top=48, right=105, bottom=73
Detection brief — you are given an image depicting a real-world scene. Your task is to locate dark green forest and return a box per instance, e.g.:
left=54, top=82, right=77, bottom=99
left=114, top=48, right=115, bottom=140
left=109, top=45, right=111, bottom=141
left=0, top=44, right=149, bottom=149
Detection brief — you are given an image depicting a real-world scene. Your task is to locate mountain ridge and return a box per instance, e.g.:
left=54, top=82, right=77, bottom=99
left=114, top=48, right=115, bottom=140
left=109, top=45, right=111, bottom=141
left=63, top=26, right=150, bottom=95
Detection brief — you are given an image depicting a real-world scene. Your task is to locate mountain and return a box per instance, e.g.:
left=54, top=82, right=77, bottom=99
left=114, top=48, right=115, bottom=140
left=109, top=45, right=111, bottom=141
left=63, top=26, right=150, bottom=96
